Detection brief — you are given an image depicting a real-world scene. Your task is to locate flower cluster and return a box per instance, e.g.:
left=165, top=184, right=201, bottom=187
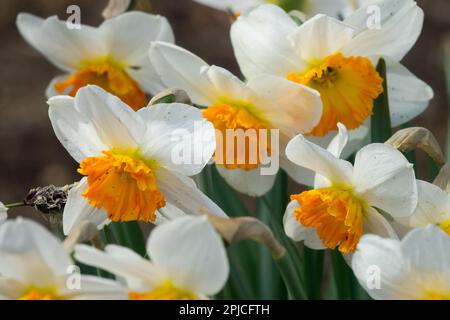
left=1, top=0, right=447, bottom=300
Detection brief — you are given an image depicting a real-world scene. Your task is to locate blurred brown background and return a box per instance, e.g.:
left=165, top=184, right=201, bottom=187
left=0, top=0, right=449, bottom=221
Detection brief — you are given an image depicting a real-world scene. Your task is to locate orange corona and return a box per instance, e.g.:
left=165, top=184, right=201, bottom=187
left=78, top=149, right=165, bottom=222
left=287, top=53, right=383, bottom=137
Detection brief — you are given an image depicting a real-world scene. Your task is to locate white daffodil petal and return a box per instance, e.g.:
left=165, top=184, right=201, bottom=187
left=326, top=123, right=349, bottom=158
left=344, top=0, right=423, bottom=60
left=352, top=234, right=420, bottom=299
left=313, top=123, right=349, bottom=188
left=283, top=200, right=326, bottom=249
left=215, top=165, right=277, bottom=197
left=63, top=178, right=110, bottom=236
left=364, top=207, right=399, bottom=240
left=149, top=42, right=217, bottom=105
left=386, top=60, right=433, bottom=127
left=353, top=143, right=417, bottom=218
left=58, top=275, right=128, bottom=300
left=402, top=225, right=450, bottom=279
left=194, top=0, right=262, bottom=12
left=0, top=218, right=72, bottom=286
left=100, top=12, right=174, bottom=66
left=0, top=202, right=7, bottom=223
left=74, top=85, right=144, bottom=150
left=289, top=14, right=355, bottom=62
left=0, top=277, right=26, bottom=300
left=247, top=75, right=322, bottom=137
left=48, top=95, right=107, bottom=162
left=156, top=168, right=228, bottom=218
left=155, top=202, right=187, bottom=224
left=398, top=180, right=450, bottom=228
left=126, top=60, right=167, bottom=96
left=17, top=14, right=107, bottom=71
left=204, top=65, right=255, bottom=102
left=230, top=4, right=300, bottom=78
left=148, top=215, right=229, bottom=296
left=138, top=103, right=215, bottom=176
left=286, top=134, right=353, bottom=185
left=74, top=244, right=162, bottom=292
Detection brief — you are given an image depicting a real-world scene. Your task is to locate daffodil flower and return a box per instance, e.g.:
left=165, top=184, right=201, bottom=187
left=0, top=202, right=7, bottom=223
left=193, top=0, right=366, bottom=19
left=48, top=85, right=225, bottom=235
left=74, top=215, right=229, bottom=300
left=149, top=42, right=322, bottom=196
left=283, top=124, right=417, bottom=254
left=0, top=218, right=126, bottom=300
left=230, top=2, right=433, bottom=184
left=352, top=225, right=450, bottom=300
left=16, top=12, right=174, bottom=110
left=395, top=180, right=450, bottom=237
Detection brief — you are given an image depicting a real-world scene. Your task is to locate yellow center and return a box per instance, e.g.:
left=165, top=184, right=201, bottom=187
left=202, top=103, right=271, bottom=171
left=291, top=184, right=367, bottom=253
left=423, top=292, right=450, bottom=300
left=439, top=220, right=450, bottom=236
left=128, top=281, right=196, bottom=300
left=78, top=149, right=165, bottom=222
left=54, top=58, right=148, bottom=110
left=287, top=53, right=383, bottom=137
left=18, top=288, right=61, bottom=300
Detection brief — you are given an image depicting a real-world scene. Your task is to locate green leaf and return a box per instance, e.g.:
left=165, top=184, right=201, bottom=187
left=329, top=249, right=368, bottom=300
left=108, top=221, right=146, bottom=257
left=258, top=171, right=307, bottom=299
left=303, top=247, right=324, bottom=299
left=371, top=58, right=392, bottom=143
left=197, top=165, right=259, bottom=299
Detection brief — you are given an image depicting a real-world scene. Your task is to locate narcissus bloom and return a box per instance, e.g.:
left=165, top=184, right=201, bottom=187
left=0, top=218, right=126, bottom=300
left=149, top=42, right=322, bottom=196
left=193, top=0, right=366, bottom=18
left=75, top=215, right=229, bottom=300
left=396, top=180, right=450, bottom=236
left=283, top=124, right=417, bottom=253
left=352, top=225, right=450, bottom=300
left=48, top=85, right=225, bottom=235
left=231, top=2, right=433, bottom=148
left=16, top=12, right=174, bottom=110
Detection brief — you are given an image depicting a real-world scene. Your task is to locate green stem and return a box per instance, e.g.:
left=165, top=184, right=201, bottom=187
left=5, top=202, right=26, bottom=209
left=371, top=58, right=392, bottom=143
left=108, top=221, right=146, bottom=257
left=259, top=171, right=307, bottom=299
left=303, top=247, right=324, bottom=299
left=197, top=165, right=258, bottom=299
left=275, top=253, right=305, bottom=300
